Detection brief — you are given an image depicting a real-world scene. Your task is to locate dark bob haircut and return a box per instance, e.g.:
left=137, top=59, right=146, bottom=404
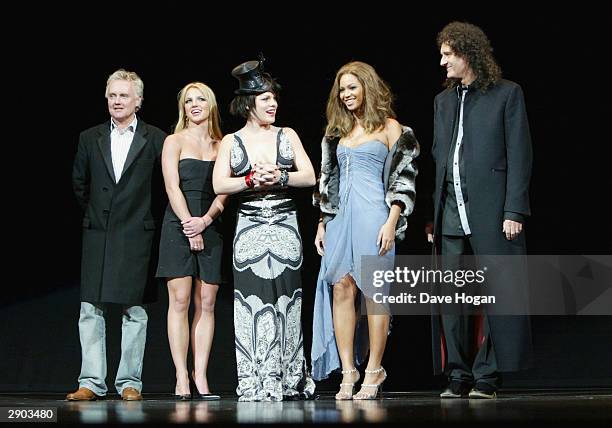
left=229, top=76, right=281, bottom=119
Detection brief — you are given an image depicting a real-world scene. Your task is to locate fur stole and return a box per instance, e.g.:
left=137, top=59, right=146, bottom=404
left=313, top=126, right=419, bottom=240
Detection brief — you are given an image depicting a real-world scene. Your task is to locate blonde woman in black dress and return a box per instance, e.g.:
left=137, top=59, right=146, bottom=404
left=156, top=82, right=228, bottom=400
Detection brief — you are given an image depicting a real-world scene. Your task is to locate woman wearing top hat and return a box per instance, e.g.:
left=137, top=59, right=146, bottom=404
left=212, top=59, right=316, bottom=401
left=311, top=61, right=420, bottom=399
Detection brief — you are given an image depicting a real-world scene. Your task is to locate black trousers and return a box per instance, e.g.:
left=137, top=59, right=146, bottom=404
left=441, top=234, right=499, bottom=387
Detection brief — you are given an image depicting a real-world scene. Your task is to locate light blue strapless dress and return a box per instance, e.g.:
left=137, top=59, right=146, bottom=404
left=311, top=141, right=394, bottom=381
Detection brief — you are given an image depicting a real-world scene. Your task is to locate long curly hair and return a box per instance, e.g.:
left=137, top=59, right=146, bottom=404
left=437, top=22, right=502, bottom=91
left=325, top=61, right=395, bottom=138
left=175, top=82, right=223, bottom=140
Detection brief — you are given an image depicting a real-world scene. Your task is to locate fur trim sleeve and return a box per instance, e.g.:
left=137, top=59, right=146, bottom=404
left=312, top=177, right=321, bottom=207
left=385, top=127, right=420, bottom=239
left=312, top=136, right=339, bottom=219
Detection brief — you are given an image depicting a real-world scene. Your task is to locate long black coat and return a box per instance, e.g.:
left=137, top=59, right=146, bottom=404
left=72, top=119, right=166, bottom=305
left=431, top=80, right=533, bottom=373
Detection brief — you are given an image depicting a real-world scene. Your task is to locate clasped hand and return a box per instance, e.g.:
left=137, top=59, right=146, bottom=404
left=182, top=217, right=206, bottom=238
left=251, top=163, right=280, bottom=187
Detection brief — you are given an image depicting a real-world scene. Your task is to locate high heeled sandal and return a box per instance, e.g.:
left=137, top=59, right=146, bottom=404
left=335, top=367, right=360, bottom=400
left=353, top=366, right=386, bottom=400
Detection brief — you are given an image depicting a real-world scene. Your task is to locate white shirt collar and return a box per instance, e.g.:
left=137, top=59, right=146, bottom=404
left=110, top=115, right=138, bottom=133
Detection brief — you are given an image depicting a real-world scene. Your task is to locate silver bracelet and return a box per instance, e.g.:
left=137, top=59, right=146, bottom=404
left=279, top=169, right=289, bottom=186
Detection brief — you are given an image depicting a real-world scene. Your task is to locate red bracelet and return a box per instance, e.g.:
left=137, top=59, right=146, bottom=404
left=245, top=170, right=255, bottom=188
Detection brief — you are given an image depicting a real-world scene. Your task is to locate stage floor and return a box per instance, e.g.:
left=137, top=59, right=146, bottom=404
left=1, top=390, right=611, bottom=425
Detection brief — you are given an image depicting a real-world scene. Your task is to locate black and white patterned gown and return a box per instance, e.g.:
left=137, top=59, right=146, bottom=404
left=230, top=128, right=315, bottom=401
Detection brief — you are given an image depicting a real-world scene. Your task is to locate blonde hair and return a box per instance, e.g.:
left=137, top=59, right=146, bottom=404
left=325, top=61, right=395, bottom=138
left=174, top=82, right=223, bottom=140
left=105, top=69, right=144, bottom=102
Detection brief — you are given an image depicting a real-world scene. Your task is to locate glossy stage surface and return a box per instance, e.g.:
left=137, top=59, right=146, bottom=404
left=1, top=390, right=610, bottom=426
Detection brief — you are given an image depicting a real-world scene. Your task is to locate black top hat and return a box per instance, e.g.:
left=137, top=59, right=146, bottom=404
left=231, top=60, right=272, bottom=95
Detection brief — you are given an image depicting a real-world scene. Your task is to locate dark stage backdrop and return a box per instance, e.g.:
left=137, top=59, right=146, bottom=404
left=3, top=9, right=610, bottom=393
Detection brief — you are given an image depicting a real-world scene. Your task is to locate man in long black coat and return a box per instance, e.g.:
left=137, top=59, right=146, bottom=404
left=428, top=22, right=533, bottom=399
left=68, top=69, right=166, bottom=401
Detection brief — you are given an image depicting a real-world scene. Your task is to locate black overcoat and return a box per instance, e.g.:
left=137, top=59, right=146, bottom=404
left=431, top=80, right=533, bottom=373
left=72, top=119, right=166, bottom=304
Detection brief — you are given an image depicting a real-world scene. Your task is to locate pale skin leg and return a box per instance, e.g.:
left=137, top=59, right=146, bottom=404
left=191, top=279, right=219, bottom=394
left=333, top=275, right=360, bottom=397
left=167, top=277, right=192, bottom=395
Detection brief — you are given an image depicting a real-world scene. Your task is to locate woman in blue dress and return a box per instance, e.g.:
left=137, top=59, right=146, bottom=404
left=312, top=62, right=420, bottom=399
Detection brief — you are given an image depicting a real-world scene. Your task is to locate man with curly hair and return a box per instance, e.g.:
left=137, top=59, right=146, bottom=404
left=427, top=22, right=533, bottom=399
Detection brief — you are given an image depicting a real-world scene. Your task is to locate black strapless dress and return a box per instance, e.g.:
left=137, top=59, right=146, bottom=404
left=156, top=159, right=223, bottom=284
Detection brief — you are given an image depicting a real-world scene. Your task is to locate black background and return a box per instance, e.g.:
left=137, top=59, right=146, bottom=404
left=2, top=7, right=610, bottom=393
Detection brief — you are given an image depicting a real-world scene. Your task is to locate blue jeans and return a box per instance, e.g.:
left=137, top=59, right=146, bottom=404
left=77, top=302, right=148, bottom=395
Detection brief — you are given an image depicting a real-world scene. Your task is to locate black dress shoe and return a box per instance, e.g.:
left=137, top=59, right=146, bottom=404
left=468, top=382, right=497, bottom=399
left=440, top=381, right=471, bottom=398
